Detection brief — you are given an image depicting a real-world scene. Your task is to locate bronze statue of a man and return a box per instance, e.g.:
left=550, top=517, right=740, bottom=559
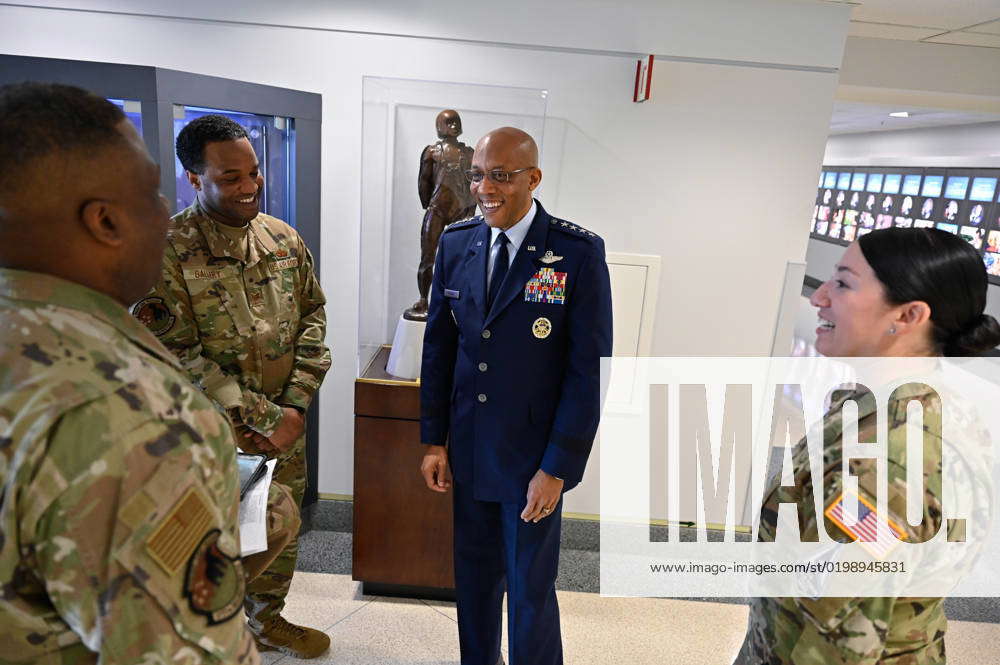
left=404, top=109, right=476, bottom=320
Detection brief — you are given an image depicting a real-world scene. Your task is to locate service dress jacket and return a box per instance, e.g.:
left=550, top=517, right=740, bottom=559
left=420, top=200, right=613, bottom=502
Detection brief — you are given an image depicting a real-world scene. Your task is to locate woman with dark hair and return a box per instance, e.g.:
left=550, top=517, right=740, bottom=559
left=736, top=228, right=1000, bottom=664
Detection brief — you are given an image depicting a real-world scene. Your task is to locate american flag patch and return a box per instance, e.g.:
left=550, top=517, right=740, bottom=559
left=824, top=491, right=908, bottom=559
left=524, top=268, right=567, bottom=304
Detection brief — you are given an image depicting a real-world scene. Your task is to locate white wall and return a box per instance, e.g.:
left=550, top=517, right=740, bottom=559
left=806, top=121, right=1000, bottom=320
left=0, top=2, right=848, bottom=510
left=5, top=0, right=850, bottom=70
left=825, top=121, right=1000, bottom=168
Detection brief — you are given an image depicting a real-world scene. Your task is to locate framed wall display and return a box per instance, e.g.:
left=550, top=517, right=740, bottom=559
left=358, top=76, right=548, bottom=376
left=810, top=165, right=1000, bottom=284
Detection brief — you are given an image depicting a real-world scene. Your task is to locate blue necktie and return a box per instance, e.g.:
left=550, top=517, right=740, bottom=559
left=487, top=232, right=510, bottom=310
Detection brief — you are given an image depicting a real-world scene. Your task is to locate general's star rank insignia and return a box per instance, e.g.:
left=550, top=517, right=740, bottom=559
left=532, top=317, right=552, bottom=339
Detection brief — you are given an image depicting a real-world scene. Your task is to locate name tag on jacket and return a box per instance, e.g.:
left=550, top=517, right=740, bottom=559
left=270, top=257, right=299, bottom=271
left=183, top=267, right=230, bottom=281
left=444, top=289, right=460, bottom=299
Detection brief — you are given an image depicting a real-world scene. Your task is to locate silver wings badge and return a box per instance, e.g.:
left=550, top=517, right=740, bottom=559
left=540, top=250, right=564, bottom=264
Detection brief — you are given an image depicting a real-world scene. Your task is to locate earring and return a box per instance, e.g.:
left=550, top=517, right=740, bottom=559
left=889, top=327, right=896, bottom=335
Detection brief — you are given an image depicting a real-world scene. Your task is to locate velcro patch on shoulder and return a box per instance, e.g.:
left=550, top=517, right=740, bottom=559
left=120, top=490, right=158, bottom=532
left=145, top=486, right=214, bottom=575
left=132, top=297, right=176, bottom=337
left=824, top=490, right=907, bottom=559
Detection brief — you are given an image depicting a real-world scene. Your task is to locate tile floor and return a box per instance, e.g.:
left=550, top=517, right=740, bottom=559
left=261, top=571, right=1000, bottom=664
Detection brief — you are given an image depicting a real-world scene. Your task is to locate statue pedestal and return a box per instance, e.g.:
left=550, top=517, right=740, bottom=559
left=353, top=346, right=455, bottom=599
left=386, top=316, right=425, bottom=380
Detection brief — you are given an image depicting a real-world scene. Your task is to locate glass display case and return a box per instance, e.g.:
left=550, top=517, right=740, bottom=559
left=172, top=105, right=294, bottom=223
left=108, top=98, right=143, bottom=134
left=357, top=76, right=548, bottom=376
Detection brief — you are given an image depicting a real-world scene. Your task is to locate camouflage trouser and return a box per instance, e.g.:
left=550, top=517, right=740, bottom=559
left=735, top=597, right=947, bottom=665
left=244, top=434, right=306, bottom=629
left=244, top=481, right=300, bottom=584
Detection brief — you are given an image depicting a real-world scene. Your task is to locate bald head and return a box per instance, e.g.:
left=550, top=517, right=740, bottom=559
left=474, top=127, right=538, bottom=168
left=470, top=127, right=542, bottom=230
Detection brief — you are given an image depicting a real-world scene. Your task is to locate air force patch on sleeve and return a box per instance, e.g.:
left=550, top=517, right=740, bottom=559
left=132, top=297, right=176, bottom=337
left=184, top=528, right=245, bottom=625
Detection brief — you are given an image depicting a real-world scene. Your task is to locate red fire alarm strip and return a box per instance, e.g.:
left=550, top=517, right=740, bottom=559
left=634, top=54, right=654, bottom=103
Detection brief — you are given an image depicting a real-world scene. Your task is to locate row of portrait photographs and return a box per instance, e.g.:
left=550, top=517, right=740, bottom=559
left=810, top=167, right=1000, bottom=283
left=816, top=189, right=991, bottom=226
left=813, top=206, right=965, bottom=229
left=818, top=170, right=1000, bottom=203
left=811, top=203, right=999, bottom=235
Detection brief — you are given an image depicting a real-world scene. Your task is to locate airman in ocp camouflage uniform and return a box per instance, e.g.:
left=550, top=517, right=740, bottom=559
left=0, top=83, right=259, bottom=664
left=135, top=114, right=331, bottom=658
left=138, top=202, right=329, bottom=436
left=0, top=270, right=259, bottom=665
left=738, top=384, right=970, bottom=665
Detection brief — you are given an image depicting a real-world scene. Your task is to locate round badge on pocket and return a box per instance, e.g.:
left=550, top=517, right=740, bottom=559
left=532, top=317, right=552, bottom=339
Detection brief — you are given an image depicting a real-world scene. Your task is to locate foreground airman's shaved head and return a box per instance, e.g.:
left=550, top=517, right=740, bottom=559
left=0, top=82, right=170, bottom=305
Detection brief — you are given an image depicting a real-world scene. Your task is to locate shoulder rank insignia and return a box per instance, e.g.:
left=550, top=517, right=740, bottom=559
left=550, top=218, right=598, bottom=238
left=445, top=216, right=481, bottom=232
left=540, top=250, right=563, bottom=264
left=525, top=267, right=567, bottom=304
left=824, top=490, right=907, bottom=559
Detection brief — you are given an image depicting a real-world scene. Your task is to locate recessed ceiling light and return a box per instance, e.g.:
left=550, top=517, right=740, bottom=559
left=889, top=111, right=910, bottom=118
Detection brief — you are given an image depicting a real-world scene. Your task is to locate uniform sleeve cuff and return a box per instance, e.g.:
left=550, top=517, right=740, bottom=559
left=245, top=399, right=285, bottom=437
left=540, top=442, right=587, bottom=488
left=277, top=384, right=314, bottom=412
left=207, top=376, right=245, bottom=410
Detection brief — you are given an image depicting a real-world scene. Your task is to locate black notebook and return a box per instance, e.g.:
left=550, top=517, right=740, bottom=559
left=237, top=452, right=269, bottom=500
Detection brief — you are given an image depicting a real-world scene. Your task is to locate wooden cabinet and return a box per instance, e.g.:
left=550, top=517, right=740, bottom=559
left=353, top=346, right=455, bottom=597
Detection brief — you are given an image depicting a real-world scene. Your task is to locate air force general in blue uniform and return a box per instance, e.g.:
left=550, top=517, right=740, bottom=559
left=420, top=173, right=613, bottom=665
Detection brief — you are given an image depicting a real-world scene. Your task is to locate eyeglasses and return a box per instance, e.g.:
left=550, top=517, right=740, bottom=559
left=464, top=167, right=534, bottom=184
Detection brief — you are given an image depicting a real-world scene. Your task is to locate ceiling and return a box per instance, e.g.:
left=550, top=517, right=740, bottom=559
left=828, top=0, right=1000, bottom=48
left=829, top=100, right=1000, bottom=134
left=823, top=1, right=1000, bottom=132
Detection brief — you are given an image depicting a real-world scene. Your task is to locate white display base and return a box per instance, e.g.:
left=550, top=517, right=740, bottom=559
left=386, top=316, right=426, bottom=380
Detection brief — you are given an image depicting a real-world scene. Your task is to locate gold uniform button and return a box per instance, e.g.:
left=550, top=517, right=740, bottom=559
left=478, top=362, right=488, bottom=372
left=482, top=330, right=492, bottom=339
left=477, top=394, right=487, bottom=403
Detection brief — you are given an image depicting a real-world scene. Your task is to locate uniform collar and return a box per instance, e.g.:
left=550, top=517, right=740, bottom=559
left=489, top=199, right=536, bottom=255
left=191, top=199, right=273, bottom=267
left=0, top=268, right=182, bottom=370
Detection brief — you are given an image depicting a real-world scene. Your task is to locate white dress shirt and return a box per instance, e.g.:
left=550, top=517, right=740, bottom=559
left=486, top=200, right=537, bottom=290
